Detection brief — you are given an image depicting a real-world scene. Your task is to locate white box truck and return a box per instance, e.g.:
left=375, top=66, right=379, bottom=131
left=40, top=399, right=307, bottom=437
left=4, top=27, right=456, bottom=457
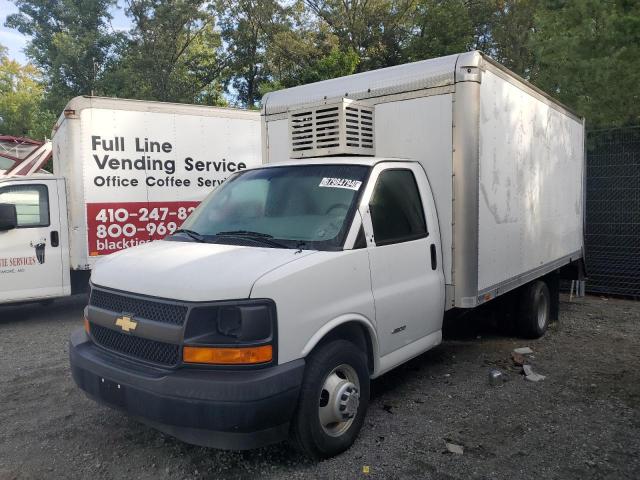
left=69, top=52, right=586, bottom=458
left=0, top=97, right=261, bottom=305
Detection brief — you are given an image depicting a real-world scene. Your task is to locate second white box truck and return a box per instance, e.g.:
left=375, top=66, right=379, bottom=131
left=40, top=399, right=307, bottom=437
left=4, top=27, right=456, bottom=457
left=69, top=51, right=585, bottom=458
left=0, top=97, right=261, bottom=305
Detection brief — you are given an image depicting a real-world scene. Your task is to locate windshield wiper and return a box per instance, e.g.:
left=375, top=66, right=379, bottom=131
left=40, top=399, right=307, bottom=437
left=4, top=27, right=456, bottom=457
left=215, top=230, right=274, bottom=238
left=213, top=230, right=288, bottom=248
left=172, top=228, right=206, bottom=243
left=295, top=241, right=307, bottom=253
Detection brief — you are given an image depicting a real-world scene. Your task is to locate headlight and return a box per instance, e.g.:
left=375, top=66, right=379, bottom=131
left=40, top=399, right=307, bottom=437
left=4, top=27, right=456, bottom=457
left=183, top=300, right=276, bottom=365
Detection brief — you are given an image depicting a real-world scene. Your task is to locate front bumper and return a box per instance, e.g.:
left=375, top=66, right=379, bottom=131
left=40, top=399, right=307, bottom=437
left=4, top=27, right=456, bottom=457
left=69, top=329, right=305, bottom=450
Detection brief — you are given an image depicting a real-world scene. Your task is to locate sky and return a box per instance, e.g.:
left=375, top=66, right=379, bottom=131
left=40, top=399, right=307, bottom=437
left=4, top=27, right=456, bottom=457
left=0, top=0, right=132, bottom=64
left=0, top=0, right=25, bottom=63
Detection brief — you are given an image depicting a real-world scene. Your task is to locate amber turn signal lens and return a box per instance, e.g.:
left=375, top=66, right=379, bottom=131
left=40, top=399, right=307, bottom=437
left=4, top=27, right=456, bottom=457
left=84, top=317, right=90, bottom=334
left=183, top=345, right=272, bottom=365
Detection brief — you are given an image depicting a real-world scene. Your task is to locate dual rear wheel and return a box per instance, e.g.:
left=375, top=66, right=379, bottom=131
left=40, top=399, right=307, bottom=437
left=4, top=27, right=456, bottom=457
left=517, top=280, right=552, bottom=339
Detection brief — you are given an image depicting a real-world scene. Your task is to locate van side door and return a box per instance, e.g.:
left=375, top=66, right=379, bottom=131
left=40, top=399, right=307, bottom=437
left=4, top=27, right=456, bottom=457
left=359, top=162, right=445, bottom=358
left=0, top=179, right=67, bottom=303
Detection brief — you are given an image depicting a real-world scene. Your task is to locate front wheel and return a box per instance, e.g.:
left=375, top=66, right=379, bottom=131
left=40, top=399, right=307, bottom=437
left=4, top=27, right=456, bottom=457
left=290, top=339, right=370, bottom=459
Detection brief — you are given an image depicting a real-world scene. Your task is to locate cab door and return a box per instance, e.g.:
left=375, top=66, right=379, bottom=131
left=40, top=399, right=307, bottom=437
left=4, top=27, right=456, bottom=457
left=359, top=162, right=445, bottom=357
left=0, top=179, right=66, bottom=303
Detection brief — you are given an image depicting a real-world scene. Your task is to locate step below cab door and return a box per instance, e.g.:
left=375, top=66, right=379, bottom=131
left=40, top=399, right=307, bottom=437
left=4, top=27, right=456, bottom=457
left=0, top=178, right=69, bottom=304
left=359, top=162, right=445, bottom=358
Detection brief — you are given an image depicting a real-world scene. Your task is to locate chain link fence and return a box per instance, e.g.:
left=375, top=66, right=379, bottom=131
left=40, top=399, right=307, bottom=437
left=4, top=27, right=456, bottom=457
left=585, top=126, right=640, bottom=297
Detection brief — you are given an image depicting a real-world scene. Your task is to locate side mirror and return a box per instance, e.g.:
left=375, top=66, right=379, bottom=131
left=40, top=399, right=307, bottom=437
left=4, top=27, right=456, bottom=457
left=0, top=203, right=18, bottom=231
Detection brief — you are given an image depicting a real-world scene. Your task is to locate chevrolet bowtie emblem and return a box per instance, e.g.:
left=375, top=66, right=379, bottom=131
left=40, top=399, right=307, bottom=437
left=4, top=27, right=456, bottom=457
left=115, top=315, right=137, bottom=332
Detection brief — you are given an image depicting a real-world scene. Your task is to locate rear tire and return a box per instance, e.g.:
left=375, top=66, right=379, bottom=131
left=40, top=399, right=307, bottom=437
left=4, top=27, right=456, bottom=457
left=290, top=339, right=370, bottom=459
left=517, top=280, right=550, bottom=339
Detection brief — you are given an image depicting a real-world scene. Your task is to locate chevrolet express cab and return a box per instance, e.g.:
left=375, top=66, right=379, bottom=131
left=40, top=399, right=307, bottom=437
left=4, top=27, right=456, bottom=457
left=69, top=51, right=585, bottom=459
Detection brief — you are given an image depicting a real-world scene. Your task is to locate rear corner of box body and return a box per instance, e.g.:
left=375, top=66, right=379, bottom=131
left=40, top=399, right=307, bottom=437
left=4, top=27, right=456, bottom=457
left=53, top=112, right=91, bottom=270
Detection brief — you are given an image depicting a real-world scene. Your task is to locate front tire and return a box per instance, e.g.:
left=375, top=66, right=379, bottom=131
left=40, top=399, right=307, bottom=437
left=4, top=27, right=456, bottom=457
left=290, top=339, right=370, bottom=459
left=517, top=280, right=551, bottom=339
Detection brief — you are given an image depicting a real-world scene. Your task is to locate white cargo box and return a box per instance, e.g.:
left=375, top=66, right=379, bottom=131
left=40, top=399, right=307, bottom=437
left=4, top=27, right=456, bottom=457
left=262, top=51, right=585, bottom=309
left=53, top=96, right=261, bottom=269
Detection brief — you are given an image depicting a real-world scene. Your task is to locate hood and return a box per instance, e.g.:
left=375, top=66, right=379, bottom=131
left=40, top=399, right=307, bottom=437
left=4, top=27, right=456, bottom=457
left=91, top=240, right=317, bottom=302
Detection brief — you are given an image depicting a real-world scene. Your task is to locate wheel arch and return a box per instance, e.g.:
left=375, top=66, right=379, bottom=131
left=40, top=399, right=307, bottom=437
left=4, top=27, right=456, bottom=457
left=301, top=315, right=379, bottom=376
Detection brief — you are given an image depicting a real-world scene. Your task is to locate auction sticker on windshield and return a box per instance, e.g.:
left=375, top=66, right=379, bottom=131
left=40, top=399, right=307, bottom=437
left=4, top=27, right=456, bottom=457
left=319, top=178, right=362, bottom=190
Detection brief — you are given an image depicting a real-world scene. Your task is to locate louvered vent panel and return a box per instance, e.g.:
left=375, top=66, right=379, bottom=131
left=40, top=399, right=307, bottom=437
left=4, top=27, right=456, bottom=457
left=289, top=99, right=375, bottom=158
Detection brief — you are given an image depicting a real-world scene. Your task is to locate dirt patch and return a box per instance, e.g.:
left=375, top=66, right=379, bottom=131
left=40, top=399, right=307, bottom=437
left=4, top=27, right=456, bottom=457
left=0, top=294, right=638, bottom=479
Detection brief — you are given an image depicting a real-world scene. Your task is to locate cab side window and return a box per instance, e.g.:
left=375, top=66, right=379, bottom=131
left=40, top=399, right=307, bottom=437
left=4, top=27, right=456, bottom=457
left=369, top=169, right=427, bottom=246
left=0, top=184, right=50, bottom=228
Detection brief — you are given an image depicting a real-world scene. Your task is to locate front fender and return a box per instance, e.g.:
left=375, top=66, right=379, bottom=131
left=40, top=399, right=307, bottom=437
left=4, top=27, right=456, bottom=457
left=300, top=314, right=380, bottom=375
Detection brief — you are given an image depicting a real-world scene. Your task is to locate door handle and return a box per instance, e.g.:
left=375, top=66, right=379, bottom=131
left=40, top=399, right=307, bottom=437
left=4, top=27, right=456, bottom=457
left=430, top=244, right=437, bottom=270
left=51, top=230, right=59, bottom=247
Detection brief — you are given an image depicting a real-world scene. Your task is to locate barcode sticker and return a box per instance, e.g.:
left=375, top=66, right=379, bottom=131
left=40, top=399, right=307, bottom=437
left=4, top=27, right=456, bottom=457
left=319, top=178, right=362, bottom=190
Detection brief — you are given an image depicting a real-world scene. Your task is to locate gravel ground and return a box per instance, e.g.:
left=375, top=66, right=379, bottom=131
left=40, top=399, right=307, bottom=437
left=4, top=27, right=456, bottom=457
left=0, top=294, right=638, bottom=480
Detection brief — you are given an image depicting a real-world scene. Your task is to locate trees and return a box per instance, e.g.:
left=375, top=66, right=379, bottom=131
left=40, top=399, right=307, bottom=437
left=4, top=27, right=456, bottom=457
left=0, top=44, right=55, bottom=139
left=5, top=0, right=228, bottom=108
left=305, top=0, right=415, bottom=70
left=406, top=0, right=475, bottom=61
left=108, top=0, right=227, bottom=104
left=263, top=7, right=359, bottom=92
left=5, top=0, right=123, bottom=111
left=216, top=0, right=290, bottom=108
left=530, top=0, right=640, bottom=127
left=1, top=0, right=638, bottom=126
left=488, top=0, right=539, bottom=77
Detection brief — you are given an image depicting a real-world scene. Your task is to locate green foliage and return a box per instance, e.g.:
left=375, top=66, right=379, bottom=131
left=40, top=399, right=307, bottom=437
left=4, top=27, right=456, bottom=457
left=2, top=0, right=639, bottom=128
left=406, top=0, right=476, bottom=61
left=217, top=0, right=290, bottom=107
left=105, top=0, right=227, bottom=105
left=5, top=0, right=123, bottom=111
left=0, top=44, right=56, bottom=139
left=488, top=0, right=540, bottom=76
left=531, top=0, right=640, bottom=127
left=264, top=10, right=360, bottom=91
left=305, top=0, right=415, bottom=70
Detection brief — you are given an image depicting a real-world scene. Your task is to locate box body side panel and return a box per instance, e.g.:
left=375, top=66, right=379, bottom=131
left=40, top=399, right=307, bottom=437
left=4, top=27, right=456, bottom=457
left=477, top=69, right=584, bottom=292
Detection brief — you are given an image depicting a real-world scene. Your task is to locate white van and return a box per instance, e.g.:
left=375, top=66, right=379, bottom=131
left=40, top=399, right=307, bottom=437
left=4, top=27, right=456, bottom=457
left=0, top=97, right=261, bottom=305
left=70, top=52, right=585, bottom=458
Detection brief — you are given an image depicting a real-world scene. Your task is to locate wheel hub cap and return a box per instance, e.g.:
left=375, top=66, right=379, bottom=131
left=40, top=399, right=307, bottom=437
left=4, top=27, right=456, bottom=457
left=318, top=364, right=361, bottom=437
left=336, top=382, right=359, bottom=420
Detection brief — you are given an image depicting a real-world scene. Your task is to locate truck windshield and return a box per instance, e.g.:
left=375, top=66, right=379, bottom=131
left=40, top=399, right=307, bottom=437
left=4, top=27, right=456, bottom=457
left=176, top=164, right=370, bottom=250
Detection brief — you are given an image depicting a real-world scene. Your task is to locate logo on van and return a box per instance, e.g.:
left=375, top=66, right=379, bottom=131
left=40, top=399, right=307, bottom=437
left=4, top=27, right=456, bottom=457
left=115, top=315, right=137, bottom=332
left=30, top=239, right=46, bottom=264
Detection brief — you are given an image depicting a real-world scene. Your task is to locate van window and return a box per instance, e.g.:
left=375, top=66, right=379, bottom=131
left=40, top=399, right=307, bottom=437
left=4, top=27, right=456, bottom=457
left=369, top=169, right=427, bottom=245
left=0, top=184, right=50, bottom=227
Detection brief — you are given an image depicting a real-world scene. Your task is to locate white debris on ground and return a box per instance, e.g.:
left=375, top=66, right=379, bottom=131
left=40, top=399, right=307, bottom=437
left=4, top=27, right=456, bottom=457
left=523, top=364, right=546, bottom=382
left=445, top=442, right=464, bottom=455
left=514, top=347, right=534, bottom=355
